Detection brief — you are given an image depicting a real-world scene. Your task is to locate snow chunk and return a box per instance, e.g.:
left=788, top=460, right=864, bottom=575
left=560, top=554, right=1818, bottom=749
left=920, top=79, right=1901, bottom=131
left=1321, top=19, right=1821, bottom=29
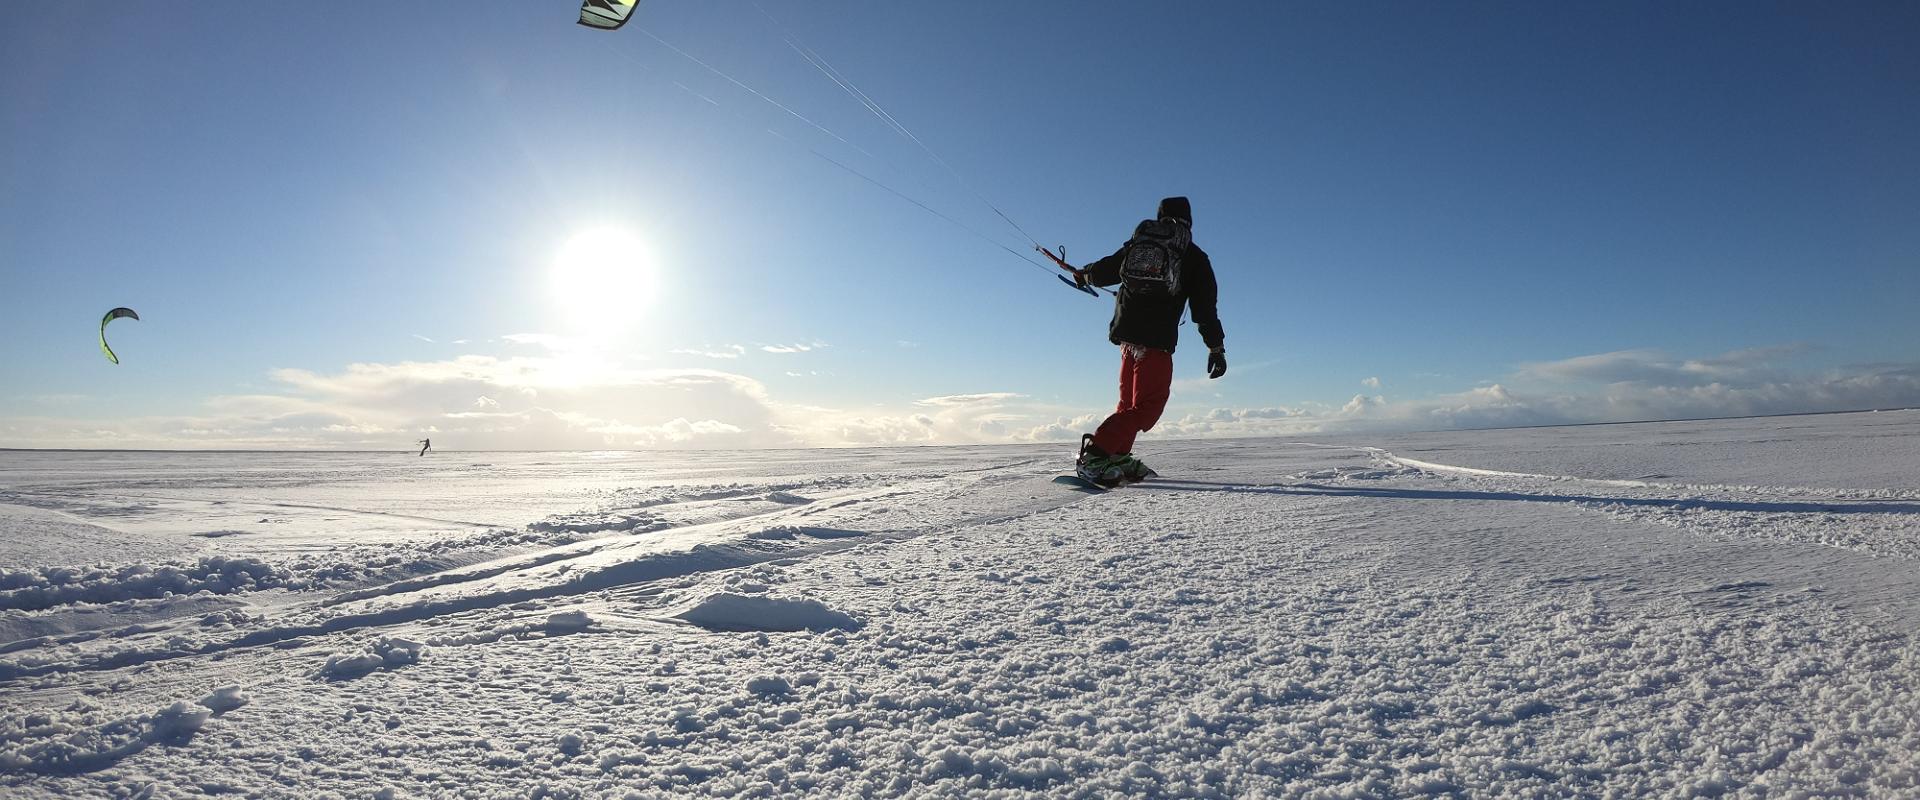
left=670, top=593, right=862, bottom=633
left=744, top=525, right=865, bottom=541
left=745, top=675, right=793, bottom=696
left=528, top=512, right=667, bottom=535
left=198, top=685, right=249, bottom=715
left=0, top=556, right=285, bottom=612
left=0, top=698, right=219, bottom=775
left=147, top=701, right=210, bottom=745
left=544, top=610, right=595, bottom=632
left=321, top=637, right=427, bottom=680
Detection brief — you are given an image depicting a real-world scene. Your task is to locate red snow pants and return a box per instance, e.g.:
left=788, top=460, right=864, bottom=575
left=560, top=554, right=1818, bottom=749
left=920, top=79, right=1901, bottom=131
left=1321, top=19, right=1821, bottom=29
left=1092, top=344, right=1174, bottom=456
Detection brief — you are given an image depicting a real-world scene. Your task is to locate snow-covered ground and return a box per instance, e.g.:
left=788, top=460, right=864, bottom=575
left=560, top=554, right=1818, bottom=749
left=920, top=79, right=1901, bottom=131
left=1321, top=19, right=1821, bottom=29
left=4, top=410, right=1919, bottom=797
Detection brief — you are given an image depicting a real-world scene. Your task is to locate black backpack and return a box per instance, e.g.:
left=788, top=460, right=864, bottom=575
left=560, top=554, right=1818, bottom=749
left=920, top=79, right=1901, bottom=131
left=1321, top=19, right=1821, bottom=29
left=1119, top=218, right=1190, bottom=297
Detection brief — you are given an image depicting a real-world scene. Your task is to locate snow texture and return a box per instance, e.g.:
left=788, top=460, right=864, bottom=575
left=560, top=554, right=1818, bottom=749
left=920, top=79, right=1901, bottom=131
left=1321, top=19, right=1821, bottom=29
left=3, top=410, right=1920, bottom=797
left=670, top=593, right=863, bottom=633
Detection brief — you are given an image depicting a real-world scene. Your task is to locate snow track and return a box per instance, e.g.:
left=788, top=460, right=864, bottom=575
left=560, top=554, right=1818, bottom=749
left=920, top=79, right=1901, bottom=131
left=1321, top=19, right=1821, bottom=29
left=0, top=470, right=1087, bottom=684
left=1291, top=443, right=1920, bottom=563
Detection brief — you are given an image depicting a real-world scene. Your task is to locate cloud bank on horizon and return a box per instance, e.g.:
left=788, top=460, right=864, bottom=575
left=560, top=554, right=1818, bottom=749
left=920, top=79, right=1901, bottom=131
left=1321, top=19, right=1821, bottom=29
left=5, top=342, right=1919, bottom=451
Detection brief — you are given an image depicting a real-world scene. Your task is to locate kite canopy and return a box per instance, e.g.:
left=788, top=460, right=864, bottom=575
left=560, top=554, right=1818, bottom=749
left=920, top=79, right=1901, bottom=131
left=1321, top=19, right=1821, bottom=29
left=578, top=0, right=639, bottom=30
left=100, top=307, right=138, bottom=365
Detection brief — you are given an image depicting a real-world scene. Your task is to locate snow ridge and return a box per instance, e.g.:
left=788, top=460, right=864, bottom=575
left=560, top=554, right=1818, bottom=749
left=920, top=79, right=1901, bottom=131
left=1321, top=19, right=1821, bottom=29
left=1365, top=445, right=1920, bottom=500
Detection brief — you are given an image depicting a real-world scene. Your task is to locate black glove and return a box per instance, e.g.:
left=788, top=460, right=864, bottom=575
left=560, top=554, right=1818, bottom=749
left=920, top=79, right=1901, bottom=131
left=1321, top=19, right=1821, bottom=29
left=1206, top=349, right=1227, bottom=379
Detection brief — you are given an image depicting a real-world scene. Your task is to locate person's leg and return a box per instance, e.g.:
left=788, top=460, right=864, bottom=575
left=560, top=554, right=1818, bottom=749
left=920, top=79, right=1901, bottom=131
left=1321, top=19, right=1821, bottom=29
left=1129, top=348, right=1174, bottom=438
left=1103, top=348, right=1173, bottom=479
left=1094, top=346, right=1173, bottom=455
left=1114, top=346, right=1136, bottom=417
left=1092, top=347, right=1140, bottom=455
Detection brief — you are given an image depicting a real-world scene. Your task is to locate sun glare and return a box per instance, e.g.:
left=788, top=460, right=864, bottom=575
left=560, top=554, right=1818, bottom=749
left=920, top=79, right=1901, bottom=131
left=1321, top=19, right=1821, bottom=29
left=551, top=228, right=656, bottom=330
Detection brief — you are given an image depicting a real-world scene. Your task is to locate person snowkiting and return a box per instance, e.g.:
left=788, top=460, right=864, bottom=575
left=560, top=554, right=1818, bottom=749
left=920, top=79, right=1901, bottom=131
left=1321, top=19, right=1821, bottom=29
left=1070, top=196, right=1225, bottom=487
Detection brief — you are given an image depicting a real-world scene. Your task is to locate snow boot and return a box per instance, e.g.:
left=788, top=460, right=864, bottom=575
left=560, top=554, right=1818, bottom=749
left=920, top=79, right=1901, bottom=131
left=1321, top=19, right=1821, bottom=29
left=1115, top=454, right=1157, bottom=482
left=1076, top=434, right=1126, bottom=488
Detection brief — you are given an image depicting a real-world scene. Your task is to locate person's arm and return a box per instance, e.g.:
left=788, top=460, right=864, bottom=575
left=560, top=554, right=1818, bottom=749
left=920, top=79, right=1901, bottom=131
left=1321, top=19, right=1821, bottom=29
left=1187, top=248, right=1227, bottom=378
left=1188, top=249, right=1224, bottom=351
left=1078, top=244, right=1129, bottom=288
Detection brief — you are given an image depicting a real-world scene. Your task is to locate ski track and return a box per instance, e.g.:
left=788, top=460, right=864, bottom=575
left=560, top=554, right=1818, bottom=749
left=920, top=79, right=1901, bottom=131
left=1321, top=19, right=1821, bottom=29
left=0, top=469, right=1083, bottom=683
left=4, top=422, right=1920, bottom=797
left=73, top=492, right=501, bottom=529
left=1252, top=442, right=1920, bottom=564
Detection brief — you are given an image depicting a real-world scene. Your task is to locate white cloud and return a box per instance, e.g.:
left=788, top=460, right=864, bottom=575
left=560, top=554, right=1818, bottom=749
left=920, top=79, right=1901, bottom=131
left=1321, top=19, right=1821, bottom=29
left=0, top=355, right=794, bottom=451
left=1015, top=412, right=1106, bottom=443
left=672, top=345, right=747, bottom=360
left=761, top=341, right=827, bottom=354
left=1024, top=346, right=1920, bottom=443
left=1143, top=352, right=1920, bottom=440
left=1142, top=407, right=1318, bottom=440
left=500, top=333, right=587, bottom=352
left=8, top=343, right=1916, bottom=450
left=916, top=393, right=1025, bottom=407
left=779, top=392, right=1048, bottom=446
left=1342, top=393, right=1386, bottom=416
left=0, top=346, right=1059, bottom=450
left=1519, top=345, right=1813, bottom=388
left=1362, top=377, right=1382, bottom=389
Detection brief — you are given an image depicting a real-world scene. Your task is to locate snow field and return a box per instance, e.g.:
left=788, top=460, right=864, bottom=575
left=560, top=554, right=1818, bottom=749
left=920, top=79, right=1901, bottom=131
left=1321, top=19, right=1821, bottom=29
left=3, top=414, right=1919, bottom=796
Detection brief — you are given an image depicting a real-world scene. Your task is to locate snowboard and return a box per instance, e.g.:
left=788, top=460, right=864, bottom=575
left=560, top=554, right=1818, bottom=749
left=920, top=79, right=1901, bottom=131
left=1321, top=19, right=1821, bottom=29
left=1053, top=474, right=1146, bottom=492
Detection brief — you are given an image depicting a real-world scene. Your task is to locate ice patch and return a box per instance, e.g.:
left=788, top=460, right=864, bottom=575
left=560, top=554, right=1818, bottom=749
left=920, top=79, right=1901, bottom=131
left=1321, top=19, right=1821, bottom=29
left=189, top=529, right=248, bottom=538
left=670, top=593, right=862, bottom=633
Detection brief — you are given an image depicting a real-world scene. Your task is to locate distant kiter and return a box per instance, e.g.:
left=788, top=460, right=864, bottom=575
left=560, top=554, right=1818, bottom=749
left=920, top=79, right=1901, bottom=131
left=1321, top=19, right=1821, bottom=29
left=416, top=438, right=431, bottom=457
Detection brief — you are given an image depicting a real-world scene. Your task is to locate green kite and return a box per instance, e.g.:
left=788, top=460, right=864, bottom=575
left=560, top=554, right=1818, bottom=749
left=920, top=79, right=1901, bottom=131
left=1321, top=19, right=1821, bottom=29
left=100, top=307, right=139, bottom=364
left=578, top=0, right=639, bottom=30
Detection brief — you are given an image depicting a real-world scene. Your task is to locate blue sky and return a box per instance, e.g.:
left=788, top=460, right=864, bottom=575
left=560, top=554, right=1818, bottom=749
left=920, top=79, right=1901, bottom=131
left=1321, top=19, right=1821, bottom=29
left=3, top=1, right=1917, bottom=449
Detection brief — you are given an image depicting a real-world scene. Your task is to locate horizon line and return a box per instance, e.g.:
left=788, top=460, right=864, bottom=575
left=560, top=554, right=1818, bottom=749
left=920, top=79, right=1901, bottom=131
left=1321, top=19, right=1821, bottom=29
left=3, top=406, right=1912, bottom=455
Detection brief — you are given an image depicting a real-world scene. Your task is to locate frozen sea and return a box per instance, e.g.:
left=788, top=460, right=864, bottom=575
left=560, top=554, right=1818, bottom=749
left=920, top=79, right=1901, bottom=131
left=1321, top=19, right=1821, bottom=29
left=3, top=410, right=1919, bottom=797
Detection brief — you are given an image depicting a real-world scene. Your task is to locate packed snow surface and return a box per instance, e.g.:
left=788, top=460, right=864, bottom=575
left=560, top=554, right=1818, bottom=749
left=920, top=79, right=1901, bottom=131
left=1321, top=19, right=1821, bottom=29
left=3, top=410, right=1919, bottom=797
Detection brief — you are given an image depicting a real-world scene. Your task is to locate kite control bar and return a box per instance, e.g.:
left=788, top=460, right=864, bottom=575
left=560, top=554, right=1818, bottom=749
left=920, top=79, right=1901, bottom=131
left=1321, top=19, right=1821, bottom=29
left=1038, top=244, right=1099, bottom=297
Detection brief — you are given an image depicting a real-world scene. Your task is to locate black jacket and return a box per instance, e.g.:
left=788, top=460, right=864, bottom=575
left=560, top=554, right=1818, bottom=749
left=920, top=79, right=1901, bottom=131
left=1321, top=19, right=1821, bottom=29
left=1083, top=240, right=1224, bottom=354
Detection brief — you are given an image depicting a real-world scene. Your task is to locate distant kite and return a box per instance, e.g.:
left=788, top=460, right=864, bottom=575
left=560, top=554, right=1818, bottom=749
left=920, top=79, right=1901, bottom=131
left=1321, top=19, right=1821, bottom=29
left=100, top=307, right=139, bottom=364
left=578, top=0, right=640, bottom=30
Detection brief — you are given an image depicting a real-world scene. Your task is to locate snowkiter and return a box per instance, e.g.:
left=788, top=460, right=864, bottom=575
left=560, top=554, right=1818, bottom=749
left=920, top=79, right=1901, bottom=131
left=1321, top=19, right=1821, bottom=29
left=1071, top=196, right=1225, bottom=486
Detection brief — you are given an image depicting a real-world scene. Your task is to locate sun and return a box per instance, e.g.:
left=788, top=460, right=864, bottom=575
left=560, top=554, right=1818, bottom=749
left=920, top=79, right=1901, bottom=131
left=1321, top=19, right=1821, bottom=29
left=551, top=228, right=656, bottom=330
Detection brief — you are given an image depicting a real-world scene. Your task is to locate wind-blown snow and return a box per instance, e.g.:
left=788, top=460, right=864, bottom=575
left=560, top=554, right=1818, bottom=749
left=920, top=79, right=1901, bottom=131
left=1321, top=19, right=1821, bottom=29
left=670, top=593, right=863, bottom=633
left=3, top=411, right=1919, bottom=796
